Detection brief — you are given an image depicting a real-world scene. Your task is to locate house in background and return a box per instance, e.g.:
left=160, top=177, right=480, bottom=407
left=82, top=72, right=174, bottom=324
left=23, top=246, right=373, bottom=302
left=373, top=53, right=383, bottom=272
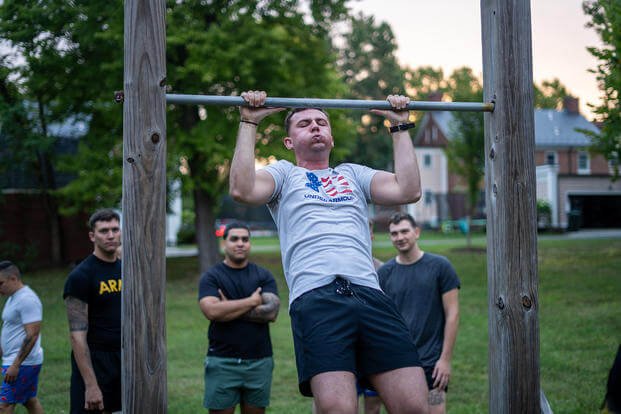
left=535, top=97, right=621, bottom=229
left=409, top=94, right=621, bottom=230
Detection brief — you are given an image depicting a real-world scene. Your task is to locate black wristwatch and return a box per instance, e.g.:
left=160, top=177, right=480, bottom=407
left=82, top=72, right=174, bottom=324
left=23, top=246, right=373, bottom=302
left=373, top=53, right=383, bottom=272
left=389, top=122, right=416, bottom=133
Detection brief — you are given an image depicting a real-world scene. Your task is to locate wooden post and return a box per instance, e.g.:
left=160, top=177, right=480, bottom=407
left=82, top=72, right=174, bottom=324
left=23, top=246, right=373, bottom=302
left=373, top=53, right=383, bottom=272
left=122, top=0, right=167, bottom=411
left=481, top=0, right=540, bottom=412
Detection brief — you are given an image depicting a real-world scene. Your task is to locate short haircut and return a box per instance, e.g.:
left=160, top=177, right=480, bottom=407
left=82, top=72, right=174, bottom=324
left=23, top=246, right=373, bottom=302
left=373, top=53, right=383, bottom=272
left=389, top=212, right=418, bottom=229
left=0, top=260, right=20, bottom=279
left=284, top=107, right=330, bottom=134
left=223, top=221, right=251, bottom=240
left=89, top=209, right=120, bottom=230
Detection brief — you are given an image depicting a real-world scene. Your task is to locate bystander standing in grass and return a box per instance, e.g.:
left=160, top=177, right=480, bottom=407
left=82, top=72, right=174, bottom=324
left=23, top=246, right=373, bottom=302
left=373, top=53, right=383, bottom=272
left=0, top=261, right=44, bottom=414
left=63, top=209, right=122, bottom=414
left=198, top=221, right=280, bottom=414
left=378, top=213, right=460, bottom=414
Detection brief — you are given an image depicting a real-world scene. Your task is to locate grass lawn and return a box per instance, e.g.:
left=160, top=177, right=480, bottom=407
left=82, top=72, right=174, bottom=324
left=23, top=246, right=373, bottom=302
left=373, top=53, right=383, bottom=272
left=6, top=236, right=620, bottom=413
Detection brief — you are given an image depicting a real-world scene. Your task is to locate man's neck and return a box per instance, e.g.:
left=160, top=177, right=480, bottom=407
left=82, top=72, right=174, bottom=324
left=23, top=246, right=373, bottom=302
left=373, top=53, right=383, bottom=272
left=10, top=283, right=25, bottom=296
left=93, top=250, right=117, bottom=263
left=296, top=158, right=329, bottom=170
left=396, top=247, right=424, bottom=265
left=223, top=258, right=248, bottom=269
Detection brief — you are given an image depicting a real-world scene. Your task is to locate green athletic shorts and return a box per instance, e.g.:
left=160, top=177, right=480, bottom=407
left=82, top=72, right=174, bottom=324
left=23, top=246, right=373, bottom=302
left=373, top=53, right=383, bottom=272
left=203, top=355, right=274, bottom=410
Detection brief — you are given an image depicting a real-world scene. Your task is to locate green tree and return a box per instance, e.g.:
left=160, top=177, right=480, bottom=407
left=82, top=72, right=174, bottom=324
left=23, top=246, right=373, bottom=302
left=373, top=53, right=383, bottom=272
left=337, top=13, right=405, bottom=169
left=165, top=1, right=352, bottom=270
left=1, top=0, right=354, bottom=270
left=534, top=78, right=569, bottom=109
left=582, top=0, right=621, bottom=179
left=405, top=66, right=447, bottom=99
left=445, top=67, right=485, bottom=248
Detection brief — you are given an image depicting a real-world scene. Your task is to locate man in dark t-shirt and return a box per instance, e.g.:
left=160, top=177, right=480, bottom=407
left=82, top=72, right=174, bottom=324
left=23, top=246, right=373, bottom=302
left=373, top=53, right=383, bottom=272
left=63, top=208, right=122, bottom=414
left=378, top=213, right=460, bottom=414
left=198, top=222, right=280, bottom=414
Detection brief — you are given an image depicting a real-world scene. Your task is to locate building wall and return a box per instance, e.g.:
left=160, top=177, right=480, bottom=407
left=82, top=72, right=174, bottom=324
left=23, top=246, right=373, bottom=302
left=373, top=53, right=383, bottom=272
left=413, top=148, right=447, bottom=226
left=536, top=148, right=611, bottom=175
left=0, top=192, right=91, bottom=267
left=557, top=176, right=621, bottom=227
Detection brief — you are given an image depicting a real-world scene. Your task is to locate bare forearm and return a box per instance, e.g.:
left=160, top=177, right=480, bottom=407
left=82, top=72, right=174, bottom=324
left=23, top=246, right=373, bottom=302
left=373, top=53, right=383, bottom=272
left=392, top=131, right=421, bottom=203
left=70, top=335, right=99, bottom=386
left=230, top=123, right=259, bottom=202
left=243, top=293, right=280, bottom=323
left=202, top=297, right=259, bottom=322
left=440, top=312, right=459, bottom=362
left=13, top=332, right=39, bottom=367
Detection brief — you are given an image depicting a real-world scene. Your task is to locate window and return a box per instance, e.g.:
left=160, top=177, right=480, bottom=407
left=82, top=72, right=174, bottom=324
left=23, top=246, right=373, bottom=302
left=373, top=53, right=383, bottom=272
left=545, top=151, right=557, bottom=166
left=608, top=153, right=619, bottom=175
left=423, top=154, right=432, bottom=168
left=578, top=151, right=590, bottom=174
left=424, top=190, right=433, bottom=206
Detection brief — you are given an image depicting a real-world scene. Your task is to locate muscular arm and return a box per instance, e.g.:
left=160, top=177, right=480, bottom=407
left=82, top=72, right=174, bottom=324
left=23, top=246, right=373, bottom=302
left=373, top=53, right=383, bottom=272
left=229, top=91, right=283, bottom=205
left=199, top=287, right=263, bottom=322
left=229, top=124, right=276, bottom=205
left=242, top=292, right=280, bottom=323
left=433, top=288, right=460, bottom=390
left=65, top=296, right=104, bottom=411
left=370, top=130, right=422, bottom=205
left=369, top=96, right=421, bottom=205
left=3, top=321, right=41, bottom=383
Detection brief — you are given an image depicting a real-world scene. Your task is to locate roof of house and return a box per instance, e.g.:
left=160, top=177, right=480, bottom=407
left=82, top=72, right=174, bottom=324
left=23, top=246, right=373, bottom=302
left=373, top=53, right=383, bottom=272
left=534, top=109, right=599, bottom=147
left=417, top=108, right=599, bottom=148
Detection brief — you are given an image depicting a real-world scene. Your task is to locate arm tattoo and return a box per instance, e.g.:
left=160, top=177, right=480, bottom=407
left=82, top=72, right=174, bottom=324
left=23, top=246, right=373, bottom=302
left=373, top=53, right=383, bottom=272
left=243, top=292, right=280, bottom=323
left=65, top=296, right=89, bottom=332
left=16, top=333, right=37, bottom=362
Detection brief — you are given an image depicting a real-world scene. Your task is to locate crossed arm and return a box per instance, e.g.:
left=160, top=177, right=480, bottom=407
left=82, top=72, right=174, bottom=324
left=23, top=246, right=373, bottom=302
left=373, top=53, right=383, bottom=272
left=65, top=296, right=105, bottom=411
left=199, top=288, right=280, bottom=323
left=2, top=321, right=41, bottom=383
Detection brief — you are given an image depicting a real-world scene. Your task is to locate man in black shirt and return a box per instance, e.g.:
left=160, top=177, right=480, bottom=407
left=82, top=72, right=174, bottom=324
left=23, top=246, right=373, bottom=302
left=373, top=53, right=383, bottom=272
left=198, top=221, right=280, bottom=414
left=63, top=209, right=122, bottom=414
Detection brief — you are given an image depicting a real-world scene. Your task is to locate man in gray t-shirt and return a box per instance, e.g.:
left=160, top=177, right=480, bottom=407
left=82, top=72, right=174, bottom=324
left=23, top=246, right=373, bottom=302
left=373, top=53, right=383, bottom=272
left=229, top=90, right=427, bottom=413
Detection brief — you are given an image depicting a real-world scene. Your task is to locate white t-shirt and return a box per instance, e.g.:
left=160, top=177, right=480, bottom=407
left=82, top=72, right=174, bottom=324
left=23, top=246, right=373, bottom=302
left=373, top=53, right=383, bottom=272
left=1, top=285, right=43, bottom=366
left=265, top=160, right=381, bottom=305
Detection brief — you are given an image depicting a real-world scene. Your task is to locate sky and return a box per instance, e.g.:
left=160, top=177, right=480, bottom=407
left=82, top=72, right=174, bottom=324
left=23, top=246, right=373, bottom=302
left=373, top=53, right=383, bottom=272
left=351, top=0, right=603, bottom=120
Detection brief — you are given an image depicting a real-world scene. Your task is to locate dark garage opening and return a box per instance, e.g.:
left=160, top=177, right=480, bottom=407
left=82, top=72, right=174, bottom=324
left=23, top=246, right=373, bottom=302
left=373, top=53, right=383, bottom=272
left=569, top=194, right=621, bottom=228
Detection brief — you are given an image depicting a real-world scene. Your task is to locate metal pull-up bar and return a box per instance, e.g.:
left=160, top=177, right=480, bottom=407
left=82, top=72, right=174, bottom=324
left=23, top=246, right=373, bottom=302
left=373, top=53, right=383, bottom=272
left=165, top=94, right=495, bottom=112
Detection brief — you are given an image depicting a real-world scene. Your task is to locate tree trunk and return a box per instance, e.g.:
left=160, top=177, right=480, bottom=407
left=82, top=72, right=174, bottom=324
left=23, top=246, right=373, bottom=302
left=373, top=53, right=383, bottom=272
left=194, top=188, right=221, bottom=273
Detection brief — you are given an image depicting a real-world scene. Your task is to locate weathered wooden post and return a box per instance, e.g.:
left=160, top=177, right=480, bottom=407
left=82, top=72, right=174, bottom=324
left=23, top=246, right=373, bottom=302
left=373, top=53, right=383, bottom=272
left=122, top=0, right=167, bottom=411
left=481, top=0, right=540, bottom=412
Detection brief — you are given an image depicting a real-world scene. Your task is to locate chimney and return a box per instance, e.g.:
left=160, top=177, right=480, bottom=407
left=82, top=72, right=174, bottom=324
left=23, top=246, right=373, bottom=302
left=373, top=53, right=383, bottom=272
left=427, top=91, right=443, bottom=102
left=563, top=96, right=579, bottom=115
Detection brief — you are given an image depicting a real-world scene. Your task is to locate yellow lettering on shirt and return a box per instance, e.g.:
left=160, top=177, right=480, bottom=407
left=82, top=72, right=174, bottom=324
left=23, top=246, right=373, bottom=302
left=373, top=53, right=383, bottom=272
left=98, top=279, right=122, bottom=295
left=99, top=281, right=112, bottom=295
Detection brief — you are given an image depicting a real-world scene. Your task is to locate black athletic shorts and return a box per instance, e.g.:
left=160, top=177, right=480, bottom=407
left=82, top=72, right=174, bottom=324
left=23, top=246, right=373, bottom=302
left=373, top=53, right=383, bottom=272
left=70, top=350, right=121, bottom=413
left=290, top=276, right=422, bottom=396
left=423, top=365, right=449, bottom=392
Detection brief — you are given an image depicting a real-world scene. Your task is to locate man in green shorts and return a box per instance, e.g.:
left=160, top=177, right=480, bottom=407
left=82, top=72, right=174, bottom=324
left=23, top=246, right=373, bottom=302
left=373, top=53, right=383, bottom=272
left=198, top=222, right=280, bottom=414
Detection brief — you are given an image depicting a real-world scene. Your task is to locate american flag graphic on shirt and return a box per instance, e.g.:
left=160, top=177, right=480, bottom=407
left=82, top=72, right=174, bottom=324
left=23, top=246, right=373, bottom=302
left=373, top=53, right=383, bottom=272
left=305, top=171, right=353, bottom=197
